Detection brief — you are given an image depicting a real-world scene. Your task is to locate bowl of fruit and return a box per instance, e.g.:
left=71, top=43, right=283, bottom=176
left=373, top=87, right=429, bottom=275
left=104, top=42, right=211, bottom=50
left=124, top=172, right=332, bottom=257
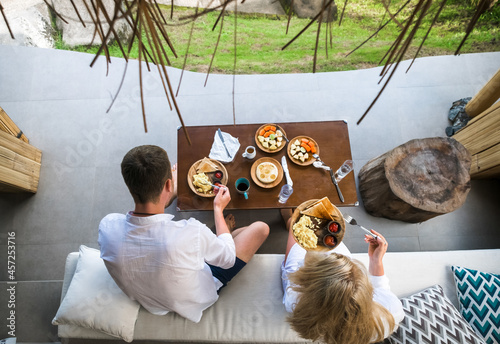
left=287, top=136, right=319, bottom=166
left=255, top=124, right=287, bottom=153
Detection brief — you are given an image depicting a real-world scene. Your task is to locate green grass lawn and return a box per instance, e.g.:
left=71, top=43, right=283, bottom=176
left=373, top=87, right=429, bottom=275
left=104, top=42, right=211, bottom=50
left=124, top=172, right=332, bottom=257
left=57, top=0, right=500, bottom=74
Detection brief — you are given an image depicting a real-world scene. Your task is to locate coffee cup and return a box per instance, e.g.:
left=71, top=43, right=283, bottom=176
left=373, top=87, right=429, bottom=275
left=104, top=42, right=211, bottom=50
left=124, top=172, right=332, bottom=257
left=242, top=146, right=256, bottom=160
left=235, top=178, right=250, bottom=200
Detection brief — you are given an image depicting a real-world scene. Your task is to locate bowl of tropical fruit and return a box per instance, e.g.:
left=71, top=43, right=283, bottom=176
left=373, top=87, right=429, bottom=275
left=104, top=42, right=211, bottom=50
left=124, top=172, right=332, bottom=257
left=255, top=124, right=287, bottom=153
left=287, top=136, right=319, bottom=166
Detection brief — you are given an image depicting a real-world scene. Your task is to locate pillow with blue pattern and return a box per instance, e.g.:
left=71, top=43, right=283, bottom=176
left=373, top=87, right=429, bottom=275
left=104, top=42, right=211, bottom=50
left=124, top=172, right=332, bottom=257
left=451, top=266, right=500, bottom=344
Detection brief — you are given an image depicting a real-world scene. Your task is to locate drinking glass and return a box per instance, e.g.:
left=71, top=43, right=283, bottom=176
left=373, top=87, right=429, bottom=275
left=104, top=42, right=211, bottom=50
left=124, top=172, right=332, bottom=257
left=335, top=160, right=354, bottom=183
left=278, top=184, right=293, bottom=204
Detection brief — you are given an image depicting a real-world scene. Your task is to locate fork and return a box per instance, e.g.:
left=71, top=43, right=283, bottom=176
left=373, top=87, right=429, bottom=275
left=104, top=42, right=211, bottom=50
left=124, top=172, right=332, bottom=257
left=344, top=215, right=378, bottom=239
left=272, top=124, right=289, bottom=143
left=312, top=153, right=323, bottom=163
left=313, top=153, right=345, bottom=202
left=199, top=181, right=222, bottom=189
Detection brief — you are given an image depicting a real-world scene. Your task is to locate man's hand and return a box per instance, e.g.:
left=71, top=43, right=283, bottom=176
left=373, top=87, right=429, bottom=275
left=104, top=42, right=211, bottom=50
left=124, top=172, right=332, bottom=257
left=214, top=185, right=231, bottom=212
left=172, top=163, right=178, bottom=199
left=364, top=229, right=388, bottom=276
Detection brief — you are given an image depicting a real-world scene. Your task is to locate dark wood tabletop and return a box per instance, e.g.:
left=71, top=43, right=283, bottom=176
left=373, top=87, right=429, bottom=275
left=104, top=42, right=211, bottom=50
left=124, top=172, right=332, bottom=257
left=176, top=121, right=357, bottom=211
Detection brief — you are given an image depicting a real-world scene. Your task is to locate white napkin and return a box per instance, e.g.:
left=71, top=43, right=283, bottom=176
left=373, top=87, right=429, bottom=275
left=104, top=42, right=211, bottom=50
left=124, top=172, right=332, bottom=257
left=209, top=130, right=240, bottom=163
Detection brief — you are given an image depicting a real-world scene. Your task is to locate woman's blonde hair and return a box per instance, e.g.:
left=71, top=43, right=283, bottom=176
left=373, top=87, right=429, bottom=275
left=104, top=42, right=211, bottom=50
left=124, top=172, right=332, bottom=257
left=287, top=252, right=395, bottom=344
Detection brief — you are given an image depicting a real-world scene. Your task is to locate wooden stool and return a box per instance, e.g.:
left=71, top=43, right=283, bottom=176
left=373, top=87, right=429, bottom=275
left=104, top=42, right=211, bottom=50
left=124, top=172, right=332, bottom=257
left=358, top=137, right=471, bottom=223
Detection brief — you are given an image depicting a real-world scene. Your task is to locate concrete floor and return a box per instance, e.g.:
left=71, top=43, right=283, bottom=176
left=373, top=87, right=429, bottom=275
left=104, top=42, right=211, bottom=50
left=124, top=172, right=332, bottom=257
left=0, top=45, right=499, bottom=342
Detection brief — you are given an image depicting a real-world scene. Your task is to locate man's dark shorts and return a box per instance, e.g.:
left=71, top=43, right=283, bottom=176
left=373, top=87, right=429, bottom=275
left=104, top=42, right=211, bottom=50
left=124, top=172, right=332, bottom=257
left=208, top=257, right=246, bottom=292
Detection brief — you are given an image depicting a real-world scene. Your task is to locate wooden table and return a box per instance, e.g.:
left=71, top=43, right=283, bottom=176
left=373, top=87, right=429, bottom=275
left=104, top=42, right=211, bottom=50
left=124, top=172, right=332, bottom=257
left=176, top=121, right=357, bottom=211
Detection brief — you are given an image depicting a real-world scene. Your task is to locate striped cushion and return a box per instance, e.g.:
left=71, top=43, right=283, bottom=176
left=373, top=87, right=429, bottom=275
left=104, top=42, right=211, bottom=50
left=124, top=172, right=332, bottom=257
left=452, top=266, right=500, bottom=344
left=390, top=285, right=485, bottom=344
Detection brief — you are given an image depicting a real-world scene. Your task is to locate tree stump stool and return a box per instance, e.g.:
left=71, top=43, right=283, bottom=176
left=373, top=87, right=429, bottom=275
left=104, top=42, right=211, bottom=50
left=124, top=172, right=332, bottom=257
left=358, top=137, right=471, bottom=223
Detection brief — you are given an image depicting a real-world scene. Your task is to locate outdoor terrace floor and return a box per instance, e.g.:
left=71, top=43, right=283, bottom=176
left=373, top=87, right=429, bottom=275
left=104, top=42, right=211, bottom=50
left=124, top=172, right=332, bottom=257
left=0, top=45, right=499, bottom=342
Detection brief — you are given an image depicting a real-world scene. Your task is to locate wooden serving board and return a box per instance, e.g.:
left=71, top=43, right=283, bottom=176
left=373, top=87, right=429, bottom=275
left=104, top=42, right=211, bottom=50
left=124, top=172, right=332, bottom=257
left=290, top=199, right=346, bottom=251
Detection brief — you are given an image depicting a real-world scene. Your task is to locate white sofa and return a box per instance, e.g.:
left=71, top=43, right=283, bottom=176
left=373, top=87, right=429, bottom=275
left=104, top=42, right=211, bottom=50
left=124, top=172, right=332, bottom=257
left=56, top=249, right=500, bottom=343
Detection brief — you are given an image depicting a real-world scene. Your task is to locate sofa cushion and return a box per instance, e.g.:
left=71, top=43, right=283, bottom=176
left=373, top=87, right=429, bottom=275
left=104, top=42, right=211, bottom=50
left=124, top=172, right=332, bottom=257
left=57, top=249, right=500, bottom=343
left=451, top=266, right=500, bottom=344
left=52, top=245, right=140, bottom=342
left=389, top=285, right=485, bottom=344
left=58, top=253, right=310, bottom=343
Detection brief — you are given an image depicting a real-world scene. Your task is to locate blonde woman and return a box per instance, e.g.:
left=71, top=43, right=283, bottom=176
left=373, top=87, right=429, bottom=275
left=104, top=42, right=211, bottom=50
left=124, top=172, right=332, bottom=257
left=281, top=211, right=404, bottom=344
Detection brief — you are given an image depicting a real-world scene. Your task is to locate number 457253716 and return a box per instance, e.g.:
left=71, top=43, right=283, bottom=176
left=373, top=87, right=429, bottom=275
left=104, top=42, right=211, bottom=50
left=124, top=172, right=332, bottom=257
left=7, top=231, right=15, bottom=280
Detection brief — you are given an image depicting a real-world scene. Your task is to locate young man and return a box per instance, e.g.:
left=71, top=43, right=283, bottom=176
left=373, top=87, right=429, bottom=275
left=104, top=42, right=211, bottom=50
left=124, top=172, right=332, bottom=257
left=99, top=145, right=269, bottom=323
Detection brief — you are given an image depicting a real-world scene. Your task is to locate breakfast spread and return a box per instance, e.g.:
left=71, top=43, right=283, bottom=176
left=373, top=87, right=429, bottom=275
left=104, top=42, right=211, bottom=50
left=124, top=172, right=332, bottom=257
left=196, top=157, right=219, bottom=173
left=192, top=172, right=213, bottom=194
left=187, top=124, right=346, bottom=209
left=292, top=197, right=345, bottom=251
left=256, top=162, right=278, bottom=183
left=292, top=215, right=318, bottom=249
left=301, top=200, right=334, bottom=221
left=188, top=157, right=228, bottom=197
left=290, top=138, right=317, bottom=163
left=255, top=124, right=287, bottom=153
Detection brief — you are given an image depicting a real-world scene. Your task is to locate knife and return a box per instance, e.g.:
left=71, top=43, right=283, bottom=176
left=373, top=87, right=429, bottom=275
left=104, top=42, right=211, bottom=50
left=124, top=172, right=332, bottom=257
left=217, top=128, right=232, bottom=159
left=329, top=169, right=344, bottom=203
left=281, top=155, right=293, bottom=187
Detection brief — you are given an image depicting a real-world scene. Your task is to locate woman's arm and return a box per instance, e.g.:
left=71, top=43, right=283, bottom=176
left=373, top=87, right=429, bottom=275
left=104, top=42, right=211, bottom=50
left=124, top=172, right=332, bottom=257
left=364, top=229, right=388, bottom=276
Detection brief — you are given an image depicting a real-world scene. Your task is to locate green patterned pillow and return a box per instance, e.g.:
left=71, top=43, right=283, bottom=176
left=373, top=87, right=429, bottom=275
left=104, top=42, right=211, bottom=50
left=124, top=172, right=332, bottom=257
left=451, top=266, right=500, bottom=344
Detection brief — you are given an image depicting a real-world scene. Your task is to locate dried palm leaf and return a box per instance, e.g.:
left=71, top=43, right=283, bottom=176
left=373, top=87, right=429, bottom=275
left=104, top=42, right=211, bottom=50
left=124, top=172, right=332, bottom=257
left=313, top=0, right=326, bottom=73
left=70, top=0, right=87, bottom=27
left=176, top=5, right=199, bottom=97
left=381, top=0, right=404, bottom=30
left=286, top=0, right=295, bottom=34
left=91, top=0, right=191, bottom=142
left=232, top=0, right=238, bottom=124
left=282, top=0, right=335, bottom=51
left=1, top=0, right=493, bottom=131
left=406, top=0, right=447, bottom=72
left=455, top=0, right=491, bottom=55
left=204, top=0, right=231, bottom=86
left=0, top=1, right=14, bottom=39
left=357, top=0, right=432, bottom=124
left=338, top=0, right=348, bottom=26
left=43, top=0, right=69, bottom=24
left=346, top=0, right=412, bottom=58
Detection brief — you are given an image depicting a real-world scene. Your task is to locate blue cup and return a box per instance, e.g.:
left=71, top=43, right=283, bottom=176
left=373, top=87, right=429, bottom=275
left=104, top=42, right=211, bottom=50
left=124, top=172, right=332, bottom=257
left=235, top=178, right=250, bottom=200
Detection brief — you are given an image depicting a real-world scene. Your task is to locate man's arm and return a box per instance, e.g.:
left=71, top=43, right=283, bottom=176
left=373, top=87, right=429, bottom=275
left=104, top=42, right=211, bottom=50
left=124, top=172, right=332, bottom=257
left=213, top=186, right=231, bottom=236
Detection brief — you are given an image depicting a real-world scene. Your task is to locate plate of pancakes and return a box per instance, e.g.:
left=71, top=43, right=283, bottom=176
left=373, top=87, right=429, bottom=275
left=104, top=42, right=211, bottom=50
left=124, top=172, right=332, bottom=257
left=250, top=157, right=283, bottom=188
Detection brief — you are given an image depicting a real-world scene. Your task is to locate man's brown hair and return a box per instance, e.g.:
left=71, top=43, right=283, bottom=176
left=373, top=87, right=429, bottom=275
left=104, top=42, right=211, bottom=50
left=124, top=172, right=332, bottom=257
left=121, top=145, right=172, bottom=204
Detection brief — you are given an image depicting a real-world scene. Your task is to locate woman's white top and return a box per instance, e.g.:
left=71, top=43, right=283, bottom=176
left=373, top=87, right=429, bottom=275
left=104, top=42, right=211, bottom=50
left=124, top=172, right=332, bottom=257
left=281, top=243, right=405, bottom=338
